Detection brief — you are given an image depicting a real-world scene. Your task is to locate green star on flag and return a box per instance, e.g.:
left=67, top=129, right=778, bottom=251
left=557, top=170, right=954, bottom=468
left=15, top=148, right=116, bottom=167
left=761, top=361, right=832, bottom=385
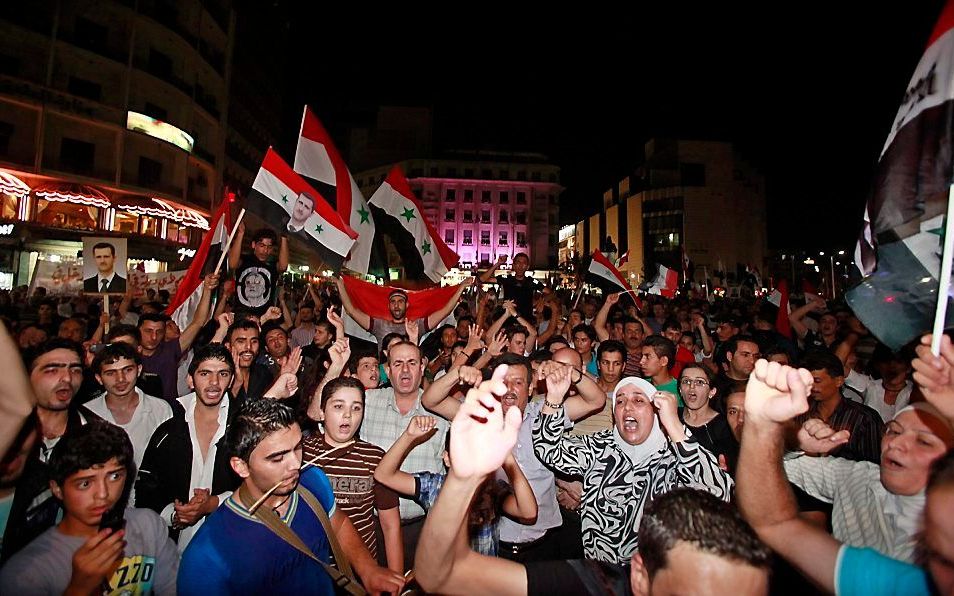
left=421, top=241, right=432, bottom=255
left=314, top=224, right=323, bottom=234
left=400, top=206, right=416, bottom=222
left=357, top=206, right=370, bottom=224
left=281, top=194, right=289, bottom=204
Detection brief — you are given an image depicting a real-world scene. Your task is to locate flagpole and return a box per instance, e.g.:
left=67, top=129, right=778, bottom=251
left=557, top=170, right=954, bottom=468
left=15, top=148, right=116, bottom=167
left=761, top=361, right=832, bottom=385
left=214, top=208, right=246, bottom=275
left=931, top=186, right=954, bottom=356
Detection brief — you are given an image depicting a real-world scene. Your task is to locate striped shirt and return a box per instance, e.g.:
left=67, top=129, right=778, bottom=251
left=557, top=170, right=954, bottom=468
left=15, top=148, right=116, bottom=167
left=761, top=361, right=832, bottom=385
left=361, top=387, right=449, bottom=519
left=796, top=394, right=884, bottom=464
left=301, top=437, right=399, bottom=558
left=784, top=455, right=924, bottom=563
left=622, top=349, right=643, bottom=378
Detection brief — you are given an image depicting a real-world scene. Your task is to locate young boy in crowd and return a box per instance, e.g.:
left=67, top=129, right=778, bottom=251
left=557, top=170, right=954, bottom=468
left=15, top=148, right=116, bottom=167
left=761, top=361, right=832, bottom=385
left=374, top=415, right=537, bottom=556
left=0, top=421, right=178, bottom=594
left=302, top=377, right=403, bottom=573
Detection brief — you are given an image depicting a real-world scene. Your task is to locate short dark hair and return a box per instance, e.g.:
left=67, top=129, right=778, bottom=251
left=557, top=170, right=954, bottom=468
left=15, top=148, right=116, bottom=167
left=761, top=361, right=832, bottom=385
left=723, top=335, right=759, bottom=362
left=544, top=336, right=570, bottom=351
left=137, top=312, right=170, bottom=328
left=226, top=319, right=260, bottom=344
left=528, top=349, right=552, bottom=365
left=800, top=350, right=844, bottom=378
left=571, top=323, right=597, bottom=342
left=320, top=376, right=365, bottom=409
left=91, top=342, right=141, bottom=374
left=227, top=399, right=298, bottom=462
left=346, top=348, right=378, bottom=374
left=642, top=336, right=676, bottom=368
left=457, top=314, right=475, bottom=326
left=386, top=341, right=421, bottom=363
left=638, top=488, right=771, bottom=579
left=597, top=340, right=626, bottom=360
left=489, top=353, right=532, bottom=384
left=49, top=421, right=135, bottom=505
left=504, top=324, right=528, bottom=342
left=662, top=318, right=681, bottom=333
left=91, top=242, right=115, bottom=256
left=260, top=320, right=287, bottom=339
left=24, top=338, right=84, bottom=372
left=379, top=332, right=407, bottom=359
left=512, top=252, right=529, bottom=262
left=315, top=320, right=336, bottom=341
left=105, top=323, right=141, bottom=345
left=188, top=343, right=236, bottom=377
left=251, top=228, right=277, bottom=244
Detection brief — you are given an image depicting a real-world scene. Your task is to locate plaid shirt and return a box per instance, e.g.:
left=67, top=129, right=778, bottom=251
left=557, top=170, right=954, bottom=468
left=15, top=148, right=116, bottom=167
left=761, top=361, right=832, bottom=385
left=414, top=472, right=506, bottom=556
left=362, top=387, right=448, bottom=519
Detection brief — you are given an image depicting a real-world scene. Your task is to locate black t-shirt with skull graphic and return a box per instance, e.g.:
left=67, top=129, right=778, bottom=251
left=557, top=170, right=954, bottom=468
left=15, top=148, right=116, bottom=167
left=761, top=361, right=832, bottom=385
left=234, top=254, right=278, bottom=316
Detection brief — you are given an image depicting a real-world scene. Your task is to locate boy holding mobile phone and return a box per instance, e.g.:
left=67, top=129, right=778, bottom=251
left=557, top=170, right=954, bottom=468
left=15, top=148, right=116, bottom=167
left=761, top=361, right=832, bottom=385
left=0, top=421, right=178, bottom=595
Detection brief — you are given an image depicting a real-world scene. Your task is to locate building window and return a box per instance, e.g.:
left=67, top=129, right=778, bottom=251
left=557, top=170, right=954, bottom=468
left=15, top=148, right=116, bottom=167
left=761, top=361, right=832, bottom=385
left=464, top=168, right=474, bottom=178
left=112, top=211, right=138, bottom=234
left=515, top=211, right=527, bottom=225
left=531, top=171, right=541, bottom=182
left=480, top=252, right=490, bottom=264
left=447, top=167, right=457, bottom=177
left=499, top=170, right=509, bottom=179
left=516, top=192, right=526, bottom=204
left=499, top=191, right=509, bottom=204
left=0, top=192, right=18, bottom=220
left=463, top=189, right=473, bottom=202
left=444, top=209, right=454, bottom=222
left=60, top=137, right=95, bottom=174
left=463, top=210, right=473, bottom=223
left=35, top=199, right=98, bottom=231
left=481, top=190, right=491, bottom=203
left=463, top=230, right=473, bottom=245
left=680, top=163, right=706, bottom=186
left=516, top=170, right=526, bottom=181
left=517, top=231, right=527, bottom=247
left=445, top=189, right=456, bottom=201
left=444, top=229, right=454, bottom=244
left=138, top=156, right=163, bottom=187
left=498, top=231, right=508, bottom=246
left=481, top=210, right=490, bottom=223
left=148, top=47, right=173, bottom=78
left=480, top=230, right=490, bottom=246
left=68, top=76, right=102, bottom=101
left=499, top=210, right=509, bottom=223
left=430, top=167, right=439, bottom=176
left=141, top=215, right=159, bottom=237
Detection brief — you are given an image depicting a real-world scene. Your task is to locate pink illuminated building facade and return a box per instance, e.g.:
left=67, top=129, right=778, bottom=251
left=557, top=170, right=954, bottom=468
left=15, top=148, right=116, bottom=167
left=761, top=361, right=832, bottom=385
left=356, top=153, right=563, bottom=270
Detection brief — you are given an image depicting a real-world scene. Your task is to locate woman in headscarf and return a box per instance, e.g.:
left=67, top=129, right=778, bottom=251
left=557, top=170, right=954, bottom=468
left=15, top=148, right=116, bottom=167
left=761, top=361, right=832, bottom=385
left=532, top=376, right=733, bottom=565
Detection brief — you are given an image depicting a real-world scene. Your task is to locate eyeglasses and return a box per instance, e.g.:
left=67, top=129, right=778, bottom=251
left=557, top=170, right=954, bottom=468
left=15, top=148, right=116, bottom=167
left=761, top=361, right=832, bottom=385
left=680, top=378, right=710, bottom=388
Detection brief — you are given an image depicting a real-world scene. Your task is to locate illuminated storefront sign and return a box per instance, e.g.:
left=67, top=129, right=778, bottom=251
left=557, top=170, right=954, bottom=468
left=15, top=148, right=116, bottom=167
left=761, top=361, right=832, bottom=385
left=126, top=111, right=194, bottom=153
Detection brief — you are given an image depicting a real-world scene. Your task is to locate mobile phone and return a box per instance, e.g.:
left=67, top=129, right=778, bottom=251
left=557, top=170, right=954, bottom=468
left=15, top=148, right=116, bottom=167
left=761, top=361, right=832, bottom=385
left=88, top=342, right=105, bottom=355
left=98, top=504, right=126, bottom=533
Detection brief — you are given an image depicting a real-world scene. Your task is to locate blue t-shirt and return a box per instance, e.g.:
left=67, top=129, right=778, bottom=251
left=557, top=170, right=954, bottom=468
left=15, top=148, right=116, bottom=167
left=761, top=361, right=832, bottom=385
left=835, top=545, right=929, bottom=596
left=178, top=467, right=337, bottom=595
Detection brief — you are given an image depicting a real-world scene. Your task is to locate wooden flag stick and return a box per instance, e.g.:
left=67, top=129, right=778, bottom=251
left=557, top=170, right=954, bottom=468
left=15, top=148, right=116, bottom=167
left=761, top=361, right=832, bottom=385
left=214, top=208, right=246, bottom=276
left=103, top=295, right=110, bottom=335
left=247, top=441, right=355, bottom=514
left=931, top=186, right=954, bottom=356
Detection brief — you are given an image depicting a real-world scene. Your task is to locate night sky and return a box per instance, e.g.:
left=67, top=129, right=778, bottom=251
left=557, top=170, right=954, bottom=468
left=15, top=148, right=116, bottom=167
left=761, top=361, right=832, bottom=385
left=239, top=2, right=945, bottom=252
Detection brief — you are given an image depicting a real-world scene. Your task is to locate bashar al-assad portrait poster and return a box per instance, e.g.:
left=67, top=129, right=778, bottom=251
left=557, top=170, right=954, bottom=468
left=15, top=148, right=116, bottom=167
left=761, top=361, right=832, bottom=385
left=83, top=237, right=127, bottom=294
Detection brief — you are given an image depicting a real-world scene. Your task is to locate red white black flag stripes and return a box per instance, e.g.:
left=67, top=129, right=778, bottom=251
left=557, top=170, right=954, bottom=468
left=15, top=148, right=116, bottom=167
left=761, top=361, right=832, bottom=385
left=165, top=198, right=230, bottom=330
left=294, top=106, right=375, bottom=273
left=648, top=264, right=678, bottom=299
left=368, top=166, right=459, bottom=282
left=847, top=1, right=954, bottom=349
left=248, top=147, right=357, bottom=270
left=587, top=249, right=631, bottom=292
left=340, top=275, right=462, bottom=321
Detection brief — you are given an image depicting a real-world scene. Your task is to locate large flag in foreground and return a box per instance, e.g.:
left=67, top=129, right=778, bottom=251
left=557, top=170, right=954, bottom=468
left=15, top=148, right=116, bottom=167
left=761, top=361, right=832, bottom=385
left=248, top=148, right=357, bottom=270
left=165, top=198, right=230, bottom=330
left=294, top=106, right=375, bottom=274
left=368, top=166, right=459, bottom=282
left=846, top=1, right=954, bottom=349
left=340, top=275, right=461, bottom=321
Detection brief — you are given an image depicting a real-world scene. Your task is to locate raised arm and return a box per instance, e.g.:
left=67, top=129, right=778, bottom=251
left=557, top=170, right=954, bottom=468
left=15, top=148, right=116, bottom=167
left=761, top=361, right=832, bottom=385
left=278, top=291, right=293, bottom=330
left=499, top=452, right=537, bottom=524
left=736, top=360, right=839, bottom=593
left=478, top=255, right=506, bottom=284
left=534, top=296, right=560, bottom=346
left=227, top=221, right=245, bottom=269
left=789, top=299, right=824, bottom=340
left=594, top=293, right=620, bottom=342
left=483, top=301, right=513, bottom=343
left=373, top=416, right=439, bottom=496
left=427, top=280, right=472, bottom=331
left=179, top=273, right=219, bottom=352
left=421, top=366, right=483, bottom=421
left=276, top=235, right=289, bottom=273
left=335, top=277, right=371, bottom=331
left=0, top=321, right=36, bottom=456
left=305, top=338, right=349, bottom=422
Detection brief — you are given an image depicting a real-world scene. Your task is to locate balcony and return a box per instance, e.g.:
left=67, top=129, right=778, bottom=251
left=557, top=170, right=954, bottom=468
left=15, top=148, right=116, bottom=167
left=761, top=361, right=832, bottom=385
left=134, top=59, right=194, bottom=98
left=58, top=32, right=128, bottom=64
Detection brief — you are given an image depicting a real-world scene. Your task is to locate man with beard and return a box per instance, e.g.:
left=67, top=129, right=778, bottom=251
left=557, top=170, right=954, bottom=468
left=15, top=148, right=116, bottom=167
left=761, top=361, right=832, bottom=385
left=356, top=341, right=449, bottom=569
left=135, top=344, right=243, bottom=551
left=84, top=342, right=172, bottom=469
left=225, top=319, right=273, bottom=402
left=422, top=351, right=605, bottom=562
left=2, top=339, right=99, bottom=562
left=337, top=278, right=471, bottom=348
left=177, top=399, right=404, bottom=594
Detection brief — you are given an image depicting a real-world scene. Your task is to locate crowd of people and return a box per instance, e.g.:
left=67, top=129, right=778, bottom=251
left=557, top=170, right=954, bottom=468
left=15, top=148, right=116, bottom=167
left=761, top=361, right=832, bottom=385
left=0, top=235, right=952, bottom=595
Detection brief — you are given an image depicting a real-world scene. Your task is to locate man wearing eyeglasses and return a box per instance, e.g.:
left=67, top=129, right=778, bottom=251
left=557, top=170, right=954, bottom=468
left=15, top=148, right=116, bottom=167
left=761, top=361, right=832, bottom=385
left=228, top=223, right=289, bottom=317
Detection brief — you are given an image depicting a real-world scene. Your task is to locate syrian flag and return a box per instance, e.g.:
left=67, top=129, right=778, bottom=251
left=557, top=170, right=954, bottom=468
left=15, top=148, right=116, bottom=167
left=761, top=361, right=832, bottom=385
left=368, top=166, right=459, bottom=282
left=648, top=264, right=679, bottom=299
left=616, top=250, right=630, bottom=268
left=293, top=106, right=376, bottom=274
left=248, top=148, right=357, bottom=270
left=341, top=275, right=461, bottom=323
left=767, top=279, right=793, bottom=338
left=587, top=249, right=630, bottom=293
left=847, top=2, right=954, bottom=349
left=165, top=198, right=230, bottom=331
